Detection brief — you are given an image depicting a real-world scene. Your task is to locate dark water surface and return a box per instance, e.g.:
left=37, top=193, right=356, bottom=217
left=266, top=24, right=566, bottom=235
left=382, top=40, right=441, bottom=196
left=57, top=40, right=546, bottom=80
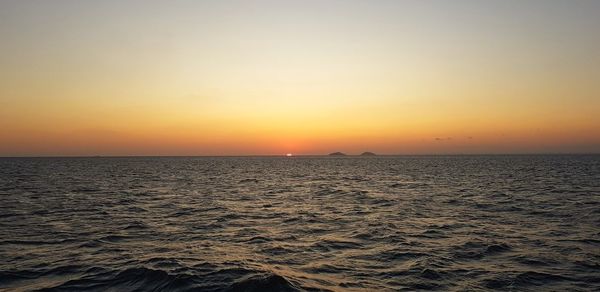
left=1, top=155, right=599, bottom=291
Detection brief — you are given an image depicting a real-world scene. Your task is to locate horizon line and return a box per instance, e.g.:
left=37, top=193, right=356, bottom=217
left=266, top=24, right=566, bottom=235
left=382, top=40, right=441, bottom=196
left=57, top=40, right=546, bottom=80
left=1, top=152, right=600, bottom=158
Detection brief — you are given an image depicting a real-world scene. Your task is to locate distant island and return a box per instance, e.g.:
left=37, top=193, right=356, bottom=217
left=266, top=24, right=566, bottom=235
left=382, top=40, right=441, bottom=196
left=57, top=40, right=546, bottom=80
left=328, top=152, right=347, bottom=156
left=360, top=152, right=376, bottom=156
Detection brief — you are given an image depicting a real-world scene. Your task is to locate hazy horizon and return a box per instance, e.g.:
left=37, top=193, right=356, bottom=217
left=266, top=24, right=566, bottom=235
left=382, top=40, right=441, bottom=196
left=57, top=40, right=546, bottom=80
left=2, top=152, right=600, bottom=158
left=1, top=0, right=599, bottom=156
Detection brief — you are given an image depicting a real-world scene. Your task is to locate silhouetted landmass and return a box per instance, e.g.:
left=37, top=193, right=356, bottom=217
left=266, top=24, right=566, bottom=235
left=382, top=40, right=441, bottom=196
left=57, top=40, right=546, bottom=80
left=328, top=152, right=346, bottom=156
left=360, top=152, right=376, bottom=156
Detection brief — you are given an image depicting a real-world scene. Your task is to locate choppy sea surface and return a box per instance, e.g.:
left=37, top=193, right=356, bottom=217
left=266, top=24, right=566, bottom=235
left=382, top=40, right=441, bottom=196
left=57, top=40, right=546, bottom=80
left=0, top=155, right=599, bottom=291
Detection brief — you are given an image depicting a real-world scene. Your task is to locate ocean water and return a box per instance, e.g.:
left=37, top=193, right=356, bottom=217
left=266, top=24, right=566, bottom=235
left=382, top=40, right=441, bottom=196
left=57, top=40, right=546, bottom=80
left=0, top=155, right=599, bottom=291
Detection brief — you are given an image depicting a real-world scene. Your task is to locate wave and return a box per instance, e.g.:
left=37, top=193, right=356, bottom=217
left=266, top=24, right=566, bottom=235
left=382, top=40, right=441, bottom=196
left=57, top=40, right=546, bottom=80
left=0, top=239, right=78, bottom=246
left=30, top=266, right=303, bottom=292
left=451, top=241, right=512, bottom=260
left=225, top=273, right=300, bottom=292
left=38, top=267, right=201, bottom=291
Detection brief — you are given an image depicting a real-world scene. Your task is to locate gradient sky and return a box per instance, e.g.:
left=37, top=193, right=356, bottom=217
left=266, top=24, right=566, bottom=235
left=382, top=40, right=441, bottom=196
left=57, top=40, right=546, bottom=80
left=1, top=0, right=599, bottom=156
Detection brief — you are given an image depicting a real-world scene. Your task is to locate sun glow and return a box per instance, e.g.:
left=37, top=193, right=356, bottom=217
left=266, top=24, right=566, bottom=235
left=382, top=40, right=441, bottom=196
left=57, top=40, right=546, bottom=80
left=0, top=1, right=599, bottom=156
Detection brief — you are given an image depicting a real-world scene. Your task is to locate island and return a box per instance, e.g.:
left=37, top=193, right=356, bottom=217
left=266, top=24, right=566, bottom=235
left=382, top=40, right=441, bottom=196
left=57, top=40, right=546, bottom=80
left=360, top=152, right=377, bottom=156
left=328, top=152, right=347, bottom=156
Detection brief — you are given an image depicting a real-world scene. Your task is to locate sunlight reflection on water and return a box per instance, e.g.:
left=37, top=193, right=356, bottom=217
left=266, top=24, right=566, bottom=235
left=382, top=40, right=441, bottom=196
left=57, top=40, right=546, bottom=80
left=0, top=155, right=599, bottom=291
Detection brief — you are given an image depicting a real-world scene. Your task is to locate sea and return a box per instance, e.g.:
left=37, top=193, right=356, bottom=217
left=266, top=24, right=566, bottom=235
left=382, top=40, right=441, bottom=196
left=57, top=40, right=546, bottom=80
left=0, top=155, right=599, bottom=291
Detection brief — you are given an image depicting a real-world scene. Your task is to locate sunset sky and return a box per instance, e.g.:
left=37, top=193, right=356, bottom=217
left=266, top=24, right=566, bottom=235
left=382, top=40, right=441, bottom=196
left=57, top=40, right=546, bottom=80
left=1, top=0, right=599, bottom=156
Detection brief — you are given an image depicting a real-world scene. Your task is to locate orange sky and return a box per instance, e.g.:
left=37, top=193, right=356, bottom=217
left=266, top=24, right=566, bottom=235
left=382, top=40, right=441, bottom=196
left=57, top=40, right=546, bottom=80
left=1, top=0, right=599, bottom=156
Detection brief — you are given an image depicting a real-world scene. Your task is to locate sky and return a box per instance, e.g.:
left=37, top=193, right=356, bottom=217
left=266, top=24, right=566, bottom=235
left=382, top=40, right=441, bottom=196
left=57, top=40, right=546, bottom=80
left=1, top=0, right=599, bottom=156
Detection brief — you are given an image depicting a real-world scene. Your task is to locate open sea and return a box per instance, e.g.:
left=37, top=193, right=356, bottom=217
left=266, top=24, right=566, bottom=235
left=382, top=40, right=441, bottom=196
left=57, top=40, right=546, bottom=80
left=0, top=155, right=599, bottom=291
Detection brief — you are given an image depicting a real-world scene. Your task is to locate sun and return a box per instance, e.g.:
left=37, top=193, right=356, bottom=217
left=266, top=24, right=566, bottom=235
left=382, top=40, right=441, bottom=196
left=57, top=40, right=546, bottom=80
left=286, top=153, right=293, bottom=157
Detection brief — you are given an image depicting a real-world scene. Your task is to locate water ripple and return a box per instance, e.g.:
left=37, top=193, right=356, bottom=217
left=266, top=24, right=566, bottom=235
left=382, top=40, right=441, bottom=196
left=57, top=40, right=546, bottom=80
left=0, top=155, right=599, bottom=291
